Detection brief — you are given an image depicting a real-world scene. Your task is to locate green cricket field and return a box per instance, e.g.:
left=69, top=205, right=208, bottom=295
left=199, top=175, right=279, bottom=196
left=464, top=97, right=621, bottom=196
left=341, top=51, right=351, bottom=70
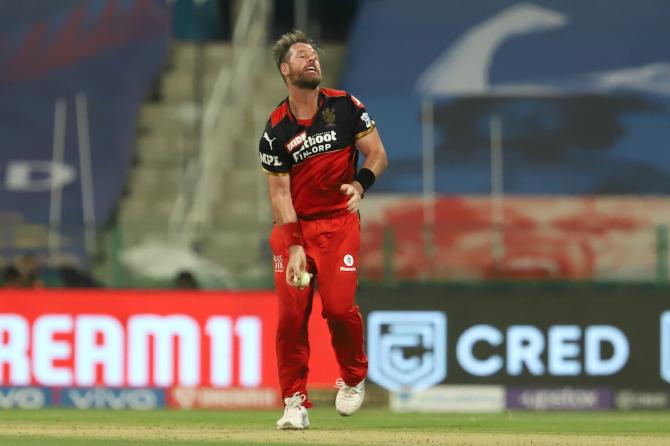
left=1, top=409, right=669, bottom=445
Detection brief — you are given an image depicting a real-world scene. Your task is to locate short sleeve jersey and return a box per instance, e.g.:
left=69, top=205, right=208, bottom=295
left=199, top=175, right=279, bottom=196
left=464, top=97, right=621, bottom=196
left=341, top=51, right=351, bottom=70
left=258, top=88, right=375, bottom=219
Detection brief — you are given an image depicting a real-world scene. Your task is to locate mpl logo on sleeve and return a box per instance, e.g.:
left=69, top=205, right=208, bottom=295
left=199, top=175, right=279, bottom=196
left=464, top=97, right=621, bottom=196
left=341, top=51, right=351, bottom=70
left=259, top=152, right=283, bottom=168
left=367, top=311, right=447, bottom=392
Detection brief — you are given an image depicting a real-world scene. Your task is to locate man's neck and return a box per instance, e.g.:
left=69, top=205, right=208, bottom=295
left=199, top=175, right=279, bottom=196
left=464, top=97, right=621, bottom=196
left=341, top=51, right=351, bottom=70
left=288, top=85, right=320, bottom=120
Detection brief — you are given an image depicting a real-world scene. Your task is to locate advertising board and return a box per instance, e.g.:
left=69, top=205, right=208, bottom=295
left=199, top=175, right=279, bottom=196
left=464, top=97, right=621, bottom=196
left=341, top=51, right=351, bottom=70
left=361, top=285, right=670, bottom=390
left=0, top=290, right=340, bottom=394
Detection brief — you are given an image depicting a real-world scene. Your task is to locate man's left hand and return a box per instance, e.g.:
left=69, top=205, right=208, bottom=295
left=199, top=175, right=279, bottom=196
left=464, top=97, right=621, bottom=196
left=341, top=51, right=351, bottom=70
left=340, top=182, right=364, bottom=212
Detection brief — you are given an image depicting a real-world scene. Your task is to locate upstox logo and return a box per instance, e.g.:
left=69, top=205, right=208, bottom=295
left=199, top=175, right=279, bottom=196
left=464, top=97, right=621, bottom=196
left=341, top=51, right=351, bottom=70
left=367, top=311, right=447, bottom=392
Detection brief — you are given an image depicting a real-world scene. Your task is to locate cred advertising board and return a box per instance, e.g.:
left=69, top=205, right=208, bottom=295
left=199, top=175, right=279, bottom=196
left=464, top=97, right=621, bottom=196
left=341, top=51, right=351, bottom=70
left=0, top=290, right=339, bottom=397
left=360, top=285, right=670, bottom=390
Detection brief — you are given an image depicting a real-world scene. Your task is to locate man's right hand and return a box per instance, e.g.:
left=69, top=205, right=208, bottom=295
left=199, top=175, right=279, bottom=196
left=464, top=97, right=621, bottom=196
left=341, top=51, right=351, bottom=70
left=340, top=182, right=364, bottom=212
left=286, top=245, right=307, bottom=288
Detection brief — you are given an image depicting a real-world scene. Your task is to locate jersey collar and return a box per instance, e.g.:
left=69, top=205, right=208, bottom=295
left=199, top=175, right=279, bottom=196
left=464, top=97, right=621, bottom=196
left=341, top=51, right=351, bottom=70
left=286, top=89, right=326, bottom=126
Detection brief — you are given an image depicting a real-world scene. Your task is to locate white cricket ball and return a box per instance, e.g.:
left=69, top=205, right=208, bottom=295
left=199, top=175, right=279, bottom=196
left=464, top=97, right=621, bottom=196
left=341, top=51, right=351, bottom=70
left=297, top=271, right=311, bottom=287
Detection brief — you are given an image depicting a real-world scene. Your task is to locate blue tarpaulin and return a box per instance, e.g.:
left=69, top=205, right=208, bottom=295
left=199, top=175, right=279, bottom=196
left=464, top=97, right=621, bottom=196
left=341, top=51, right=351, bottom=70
left=341, top=0, right=670, bottom=194
left=0, top=0, right=169, bottom=263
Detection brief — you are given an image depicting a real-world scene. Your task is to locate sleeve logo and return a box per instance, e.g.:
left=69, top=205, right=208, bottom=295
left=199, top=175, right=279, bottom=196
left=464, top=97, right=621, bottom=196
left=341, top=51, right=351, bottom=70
left=263, top=132, right=276, bottom=151
left=259, top=152, right=282, bottom=167
left=361, top=112, right=372, bottom=129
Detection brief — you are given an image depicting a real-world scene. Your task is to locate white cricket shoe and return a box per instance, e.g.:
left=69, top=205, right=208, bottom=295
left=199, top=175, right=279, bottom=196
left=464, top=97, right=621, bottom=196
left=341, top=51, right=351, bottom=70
left=276, top=392, right=310, bottom=430
left=335, top=378, right=365, bottom=416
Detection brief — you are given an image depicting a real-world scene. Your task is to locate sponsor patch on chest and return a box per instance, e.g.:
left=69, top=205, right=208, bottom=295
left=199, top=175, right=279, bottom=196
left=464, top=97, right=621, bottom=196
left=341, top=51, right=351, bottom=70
left=291, top=130, right=340, bottom=163
left=285, top=131, right=307, bottom=152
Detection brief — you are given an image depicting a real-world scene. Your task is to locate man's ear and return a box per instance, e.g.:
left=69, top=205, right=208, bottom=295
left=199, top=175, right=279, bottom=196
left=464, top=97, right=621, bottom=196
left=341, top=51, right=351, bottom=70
left=280, top=62, right=290, bottom=77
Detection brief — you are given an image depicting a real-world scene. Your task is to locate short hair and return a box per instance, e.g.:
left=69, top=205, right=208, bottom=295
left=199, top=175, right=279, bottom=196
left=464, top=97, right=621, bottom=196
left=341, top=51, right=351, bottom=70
left=272, top=30, right=320, bottom=72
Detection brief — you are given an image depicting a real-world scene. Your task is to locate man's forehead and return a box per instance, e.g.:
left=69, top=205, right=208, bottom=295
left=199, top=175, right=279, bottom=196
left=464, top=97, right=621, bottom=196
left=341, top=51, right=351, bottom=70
left=290, top=43, right=317, bottom=54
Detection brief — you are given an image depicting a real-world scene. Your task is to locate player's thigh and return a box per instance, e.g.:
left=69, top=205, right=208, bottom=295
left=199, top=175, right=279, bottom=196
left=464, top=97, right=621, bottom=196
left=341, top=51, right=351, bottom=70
left=316, top=214, right=360, bottom=317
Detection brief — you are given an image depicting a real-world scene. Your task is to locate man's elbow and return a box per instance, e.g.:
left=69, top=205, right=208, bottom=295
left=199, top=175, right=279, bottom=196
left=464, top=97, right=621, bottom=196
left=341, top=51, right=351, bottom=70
left=375, top=148, right=388, bottom=174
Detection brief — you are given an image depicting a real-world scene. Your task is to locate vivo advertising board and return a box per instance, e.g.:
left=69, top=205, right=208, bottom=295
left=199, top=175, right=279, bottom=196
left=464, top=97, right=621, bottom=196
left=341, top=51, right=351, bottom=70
left=0, top=290, right=340, bottom=397
left=0, top=386, right=53, bottom=409
left=362, top=286, right=670, bottom=391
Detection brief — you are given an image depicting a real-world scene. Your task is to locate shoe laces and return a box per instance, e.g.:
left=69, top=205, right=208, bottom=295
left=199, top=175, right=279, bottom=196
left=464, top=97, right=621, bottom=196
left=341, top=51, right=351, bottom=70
left=284, top=392, right=306, bottom=408
left=335, top=378, right=362, bottom=394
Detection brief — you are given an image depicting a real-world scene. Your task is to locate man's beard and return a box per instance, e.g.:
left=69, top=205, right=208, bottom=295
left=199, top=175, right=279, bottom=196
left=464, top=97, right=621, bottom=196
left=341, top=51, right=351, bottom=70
left=290, top=71, right=321, bottom=90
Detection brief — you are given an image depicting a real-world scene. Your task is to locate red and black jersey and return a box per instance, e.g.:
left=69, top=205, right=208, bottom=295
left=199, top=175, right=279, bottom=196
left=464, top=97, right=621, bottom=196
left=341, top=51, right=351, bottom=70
left=259, top=88, right=375, bottom=219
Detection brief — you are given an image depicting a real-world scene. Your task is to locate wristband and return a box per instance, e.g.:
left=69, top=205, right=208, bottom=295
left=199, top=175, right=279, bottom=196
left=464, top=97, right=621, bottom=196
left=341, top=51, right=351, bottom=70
left=354, top=168, right=376, bottom=191
left=279, top=222, right=304, bottom=247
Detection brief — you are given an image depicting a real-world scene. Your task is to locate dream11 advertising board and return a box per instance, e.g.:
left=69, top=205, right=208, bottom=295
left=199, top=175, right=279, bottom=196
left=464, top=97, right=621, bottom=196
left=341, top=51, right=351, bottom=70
left=0, top=290, right=340, bottom=409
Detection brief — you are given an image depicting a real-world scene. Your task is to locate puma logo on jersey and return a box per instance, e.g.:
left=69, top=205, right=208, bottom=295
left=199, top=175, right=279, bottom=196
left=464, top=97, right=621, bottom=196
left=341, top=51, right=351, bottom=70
left=263, top=132, right=276, bottom=151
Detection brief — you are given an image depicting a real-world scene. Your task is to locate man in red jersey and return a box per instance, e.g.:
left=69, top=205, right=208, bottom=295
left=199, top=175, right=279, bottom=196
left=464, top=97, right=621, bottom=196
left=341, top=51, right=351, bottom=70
left=259, top=30, right=388, bottom=430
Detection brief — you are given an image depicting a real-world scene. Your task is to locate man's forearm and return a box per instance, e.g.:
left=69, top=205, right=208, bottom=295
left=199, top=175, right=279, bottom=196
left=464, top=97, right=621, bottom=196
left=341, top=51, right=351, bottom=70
left=271, top=194, right=299, bottom=224
left=361, top=150, right=388, bottom=177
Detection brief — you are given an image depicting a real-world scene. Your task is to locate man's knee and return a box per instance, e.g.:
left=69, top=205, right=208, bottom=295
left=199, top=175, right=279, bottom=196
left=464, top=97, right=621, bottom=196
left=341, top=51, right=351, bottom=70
left=324, top=304, right=360, bottom=322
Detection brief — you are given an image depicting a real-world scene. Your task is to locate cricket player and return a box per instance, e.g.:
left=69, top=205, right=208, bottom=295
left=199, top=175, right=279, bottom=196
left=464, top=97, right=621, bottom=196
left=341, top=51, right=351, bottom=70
left=258, top=30, right=388, bottom=429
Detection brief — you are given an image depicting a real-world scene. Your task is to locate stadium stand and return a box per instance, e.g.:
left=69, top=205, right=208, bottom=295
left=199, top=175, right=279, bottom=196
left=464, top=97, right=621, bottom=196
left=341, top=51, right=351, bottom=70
left=116, top=1, right=347, bottom=288
left=3, top=0, right=668, bottom=286
left=0, top=0, right=169, bottom=285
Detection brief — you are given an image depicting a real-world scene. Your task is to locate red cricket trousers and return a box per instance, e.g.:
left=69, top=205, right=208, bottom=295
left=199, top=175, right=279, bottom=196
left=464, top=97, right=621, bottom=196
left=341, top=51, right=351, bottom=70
left=269, top=211, right=368, bottom=406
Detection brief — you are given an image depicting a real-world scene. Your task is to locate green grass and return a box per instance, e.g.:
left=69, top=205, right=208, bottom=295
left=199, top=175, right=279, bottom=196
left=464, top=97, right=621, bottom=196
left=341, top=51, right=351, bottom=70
left=3, top=408, right=670, bottom=433
left=0, top=409, right=669, bottom=445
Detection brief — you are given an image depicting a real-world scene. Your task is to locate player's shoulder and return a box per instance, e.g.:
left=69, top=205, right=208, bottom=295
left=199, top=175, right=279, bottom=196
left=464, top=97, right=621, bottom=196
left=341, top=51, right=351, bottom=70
left=269, top=99, right=290, bottom=129
left=321, top=88, right=366, bottom=109
left=320, top=87, right=348, bottom=98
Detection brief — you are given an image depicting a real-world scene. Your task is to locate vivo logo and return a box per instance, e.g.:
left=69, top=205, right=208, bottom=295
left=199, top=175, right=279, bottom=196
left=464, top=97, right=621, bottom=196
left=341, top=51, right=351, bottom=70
left=0, top=387, right=49, bottom=409
left=61, top=387, right=162, bottom=410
